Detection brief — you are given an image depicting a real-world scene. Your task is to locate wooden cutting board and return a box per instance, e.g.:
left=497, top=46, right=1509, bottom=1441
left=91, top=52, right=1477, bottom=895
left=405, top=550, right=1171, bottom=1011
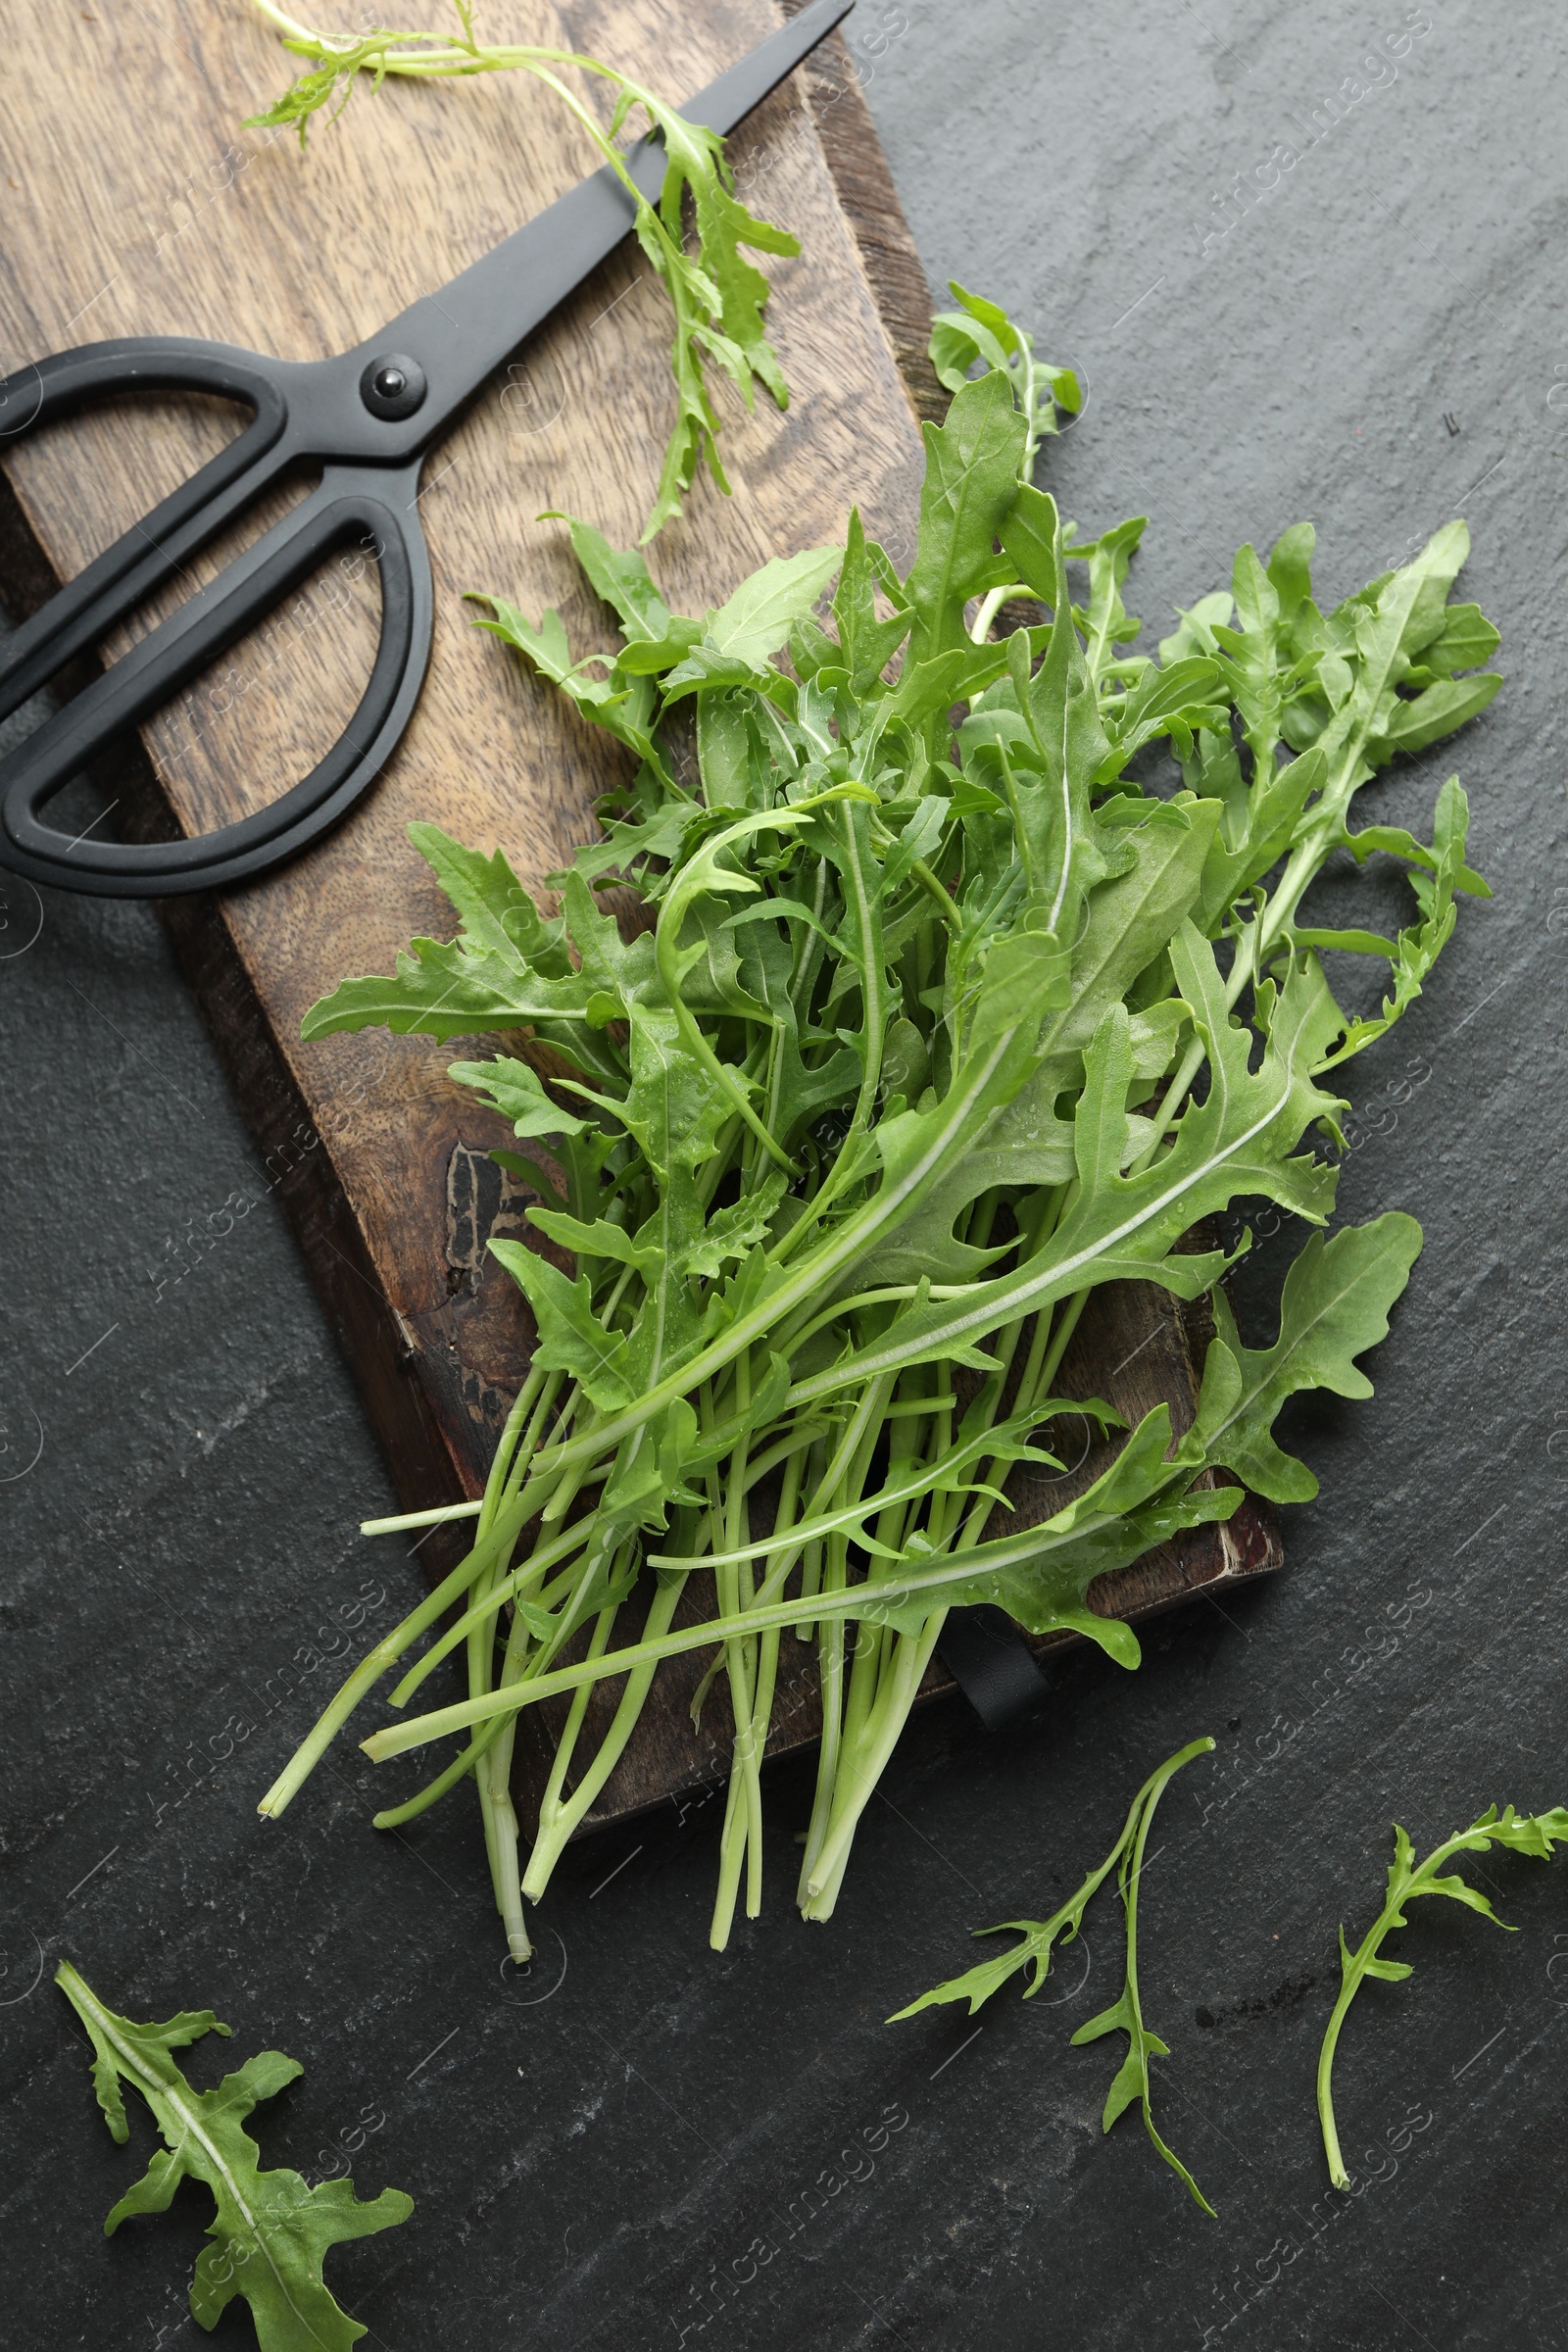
left=0, top=0, right=1278, bottom=1836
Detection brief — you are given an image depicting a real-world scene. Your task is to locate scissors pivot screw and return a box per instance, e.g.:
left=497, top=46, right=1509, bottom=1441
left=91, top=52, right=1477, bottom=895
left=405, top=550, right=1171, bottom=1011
left=360, top=354, right=427, bottom=420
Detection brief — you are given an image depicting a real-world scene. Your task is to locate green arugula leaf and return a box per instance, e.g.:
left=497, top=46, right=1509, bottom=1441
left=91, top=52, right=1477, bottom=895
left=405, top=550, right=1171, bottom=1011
left=660, top=548, right=842, bottom=701
left=833, top=508, right=913, bottom=694
left=468, top=594, right=673, bottom=776
left=904, top=370, right=1026, bottom=672
left=1315, top=778, right=1484, bottom=1067
left=550, top=514, right=683, bottom=645
left=406, top=823, right=571, bottom=974
left=447, top=1054, right=589, bottom=1143
left=489, top=1240, right=636, bottom=1409
left=245, top=2, right=799, bottom=539
left=929, top=279, right=1081, bottom=474
left=57, top=1961, right=411, bottom=2352
left=1317, top=1806, right=1568, bottom=2188
left=1195, top=1212, right=1423, bottom=1501
left=892, top=1739, right=1216, bottom=2215
left=298, top=932, right=591, bottom=1044
left=702, top=547, right=843, bottom=667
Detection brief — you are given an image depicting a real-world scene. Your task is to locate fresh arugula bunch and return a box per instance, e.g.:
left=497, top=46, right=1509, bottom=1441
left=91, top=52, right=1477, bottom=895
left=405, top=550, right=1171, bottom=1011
left=57, top=1961, right=411, bottom=2352
left=258, top=304, right=1500, bottom=1958
left=1317, top=1805, right=1568, bottom=2187
left=245, top=0, right=799, bottom=537
left=893, top=1736, right=1216, bottom=2211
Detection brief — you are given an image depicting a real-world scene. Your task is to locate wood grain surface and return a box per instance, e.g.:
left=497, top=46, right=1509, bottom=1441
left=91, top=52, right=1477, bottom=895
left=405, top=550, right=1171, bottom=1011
left=0, top=0, right=1278, bottom=1837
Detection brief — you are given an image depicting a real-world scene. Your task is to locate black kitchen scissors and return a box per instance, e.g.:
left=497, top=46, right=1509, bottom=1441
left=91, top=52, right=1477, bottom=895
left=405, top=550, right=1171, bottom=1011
left=0, top=0, right=852, bottom=899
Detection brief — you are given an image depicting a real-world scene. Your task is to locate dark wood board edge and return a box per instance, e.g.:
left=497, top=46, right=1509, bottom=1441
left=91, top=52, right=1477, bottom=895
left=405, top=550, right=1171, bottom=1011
left=780, top=4, right=950, bottom=428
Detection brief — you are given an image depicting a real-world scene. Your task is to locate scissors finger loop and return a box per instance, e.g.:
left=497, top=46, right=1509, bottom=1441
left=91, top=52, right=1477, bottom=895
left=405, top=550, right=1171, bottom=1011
left=0, top=340, right=292, bottom=724
left=0, top=462, right=431, bottom=896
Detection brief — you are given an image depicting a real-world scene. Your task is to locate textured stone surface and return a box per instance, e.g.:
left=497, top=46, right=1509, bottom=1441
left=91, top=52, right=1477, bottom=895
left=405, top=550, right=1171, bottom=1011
left=1, top=3, right=1563, bottom=2347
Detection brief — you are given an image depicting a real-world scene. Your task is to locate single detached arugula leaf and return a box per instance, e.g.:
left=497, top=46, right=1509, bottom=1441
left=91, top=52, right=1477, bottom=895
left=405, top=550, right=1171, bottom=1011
left=244, top=1, right=799, bottom=539
left=1316, top=1806, right=1568, bottom=2188
left=892, top=1739, right=1216, bottom=2214
left=57, top=1961, right=412, bottom=2352
left=1068, top=1739, right=1216, bottom=2218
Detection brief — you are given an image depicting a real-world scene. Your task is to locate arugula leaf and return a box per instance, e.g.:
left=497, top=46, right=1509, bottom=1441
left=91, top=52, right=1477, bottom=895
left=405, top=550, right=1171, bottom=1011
left=892, top=1738, right=1216, bottom=2214
left=57, top=1961, right=411, bottom=2352
left=929, top=280, right=1081, bottom=479
left=298, top=931, right=591, bottom=1044
left=1317, top=1807, right=1568, bottom=2187
left=904, top=370, right=1026, bottom=671
left=833, top=508, right=913, bottom=693
left=701, top=548, right=844, bottom=669
left=1313, top=777, right=1486, bottom=1066
left=244, top=1, right=799, bottom=539
left=1071, top=1738, right=1218, bottom=2216
left=489, top=1242, right=636, bottom=1409
left=1195, top=1213, right=1423, bottom=1502
left=447, top=1054, right=588, bottom=1143
left=551, top=514, right=684, bottom=646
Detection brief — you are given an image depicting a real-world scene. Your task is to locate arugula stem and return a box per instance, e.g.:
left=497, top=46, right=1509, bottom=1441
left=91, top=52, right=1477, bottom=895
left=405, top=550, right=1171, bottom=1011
left=527, top=1602, right=619, bottom=1864
left=802, top=1617, right=943, bottom=1912
left=907, top=858, right=963, bottom=930
left=361, top=1500, right=482, bottom=1536
left=256, top=1517, right=519, bottom=1818
left=798, top=1573, right=846, bottom=1910
left=388, top=1514, right=600, bottom=1707
left=710, top=1356, right=766, bottom=1945
left=521, top=1574, right=684, bottom=1896
left=1315, top=1817, right=1537, bottom=2189
left=970, top=584, right=1035, bottom=645
left=357, top=1472, right=1227, bottom=1758
left=370, top=1720, right=507, bottom=1829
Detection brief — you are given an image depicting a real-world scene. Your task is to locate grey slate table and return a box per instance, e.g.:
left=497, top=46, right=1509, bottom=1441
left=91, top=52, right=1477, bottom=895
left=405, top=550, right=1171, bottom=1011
left=2, top=4, right=1563, bottom=2345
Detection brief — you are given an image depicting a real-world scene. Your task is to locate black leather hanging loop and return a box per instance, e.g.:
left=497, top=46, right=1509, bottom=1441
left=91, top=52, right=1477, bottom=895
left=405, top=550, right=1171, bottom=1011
left=936, top=1605, right=1053, bottom=1732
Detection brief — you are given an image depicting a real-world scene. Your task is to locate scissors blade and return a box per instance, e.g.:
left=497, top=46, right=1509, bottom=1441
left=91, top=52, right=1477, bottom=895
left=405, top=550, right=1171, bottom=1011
left=358, top=0, right=856, bottom=446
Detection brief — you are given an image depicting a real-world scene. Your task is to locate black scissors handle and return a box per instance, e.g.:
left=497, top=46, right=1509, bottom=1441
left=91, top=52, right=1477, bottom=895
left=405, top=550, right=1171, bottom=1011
left=0, top=341, right=291, bottom=725
left=0, top=0, right=855, bottom=898
left=0, top=455, right=429, bottom=892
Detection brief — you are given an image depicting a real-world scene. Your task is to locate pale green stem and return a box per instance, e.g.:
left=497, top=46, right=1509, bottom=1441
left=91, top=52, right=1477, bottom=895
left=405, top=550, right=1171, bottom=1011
left=710, top=1355, right=765, bottom=1947
left=359, top=1484, right=1174, bottom=1758
left=802, top=1616, right=944, bottom=1912
left=371, top=1719, right=507, bottom=1829
left=520, top=1573, right=685, bottom=1899
left=970, top=583, right=1034, bottom=645
left=527, top=1602, right=620, bottom=1861
left=797, top=1546, right=847, bottom=1909
left=1315, top=1827, right=1496, bottom=2191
